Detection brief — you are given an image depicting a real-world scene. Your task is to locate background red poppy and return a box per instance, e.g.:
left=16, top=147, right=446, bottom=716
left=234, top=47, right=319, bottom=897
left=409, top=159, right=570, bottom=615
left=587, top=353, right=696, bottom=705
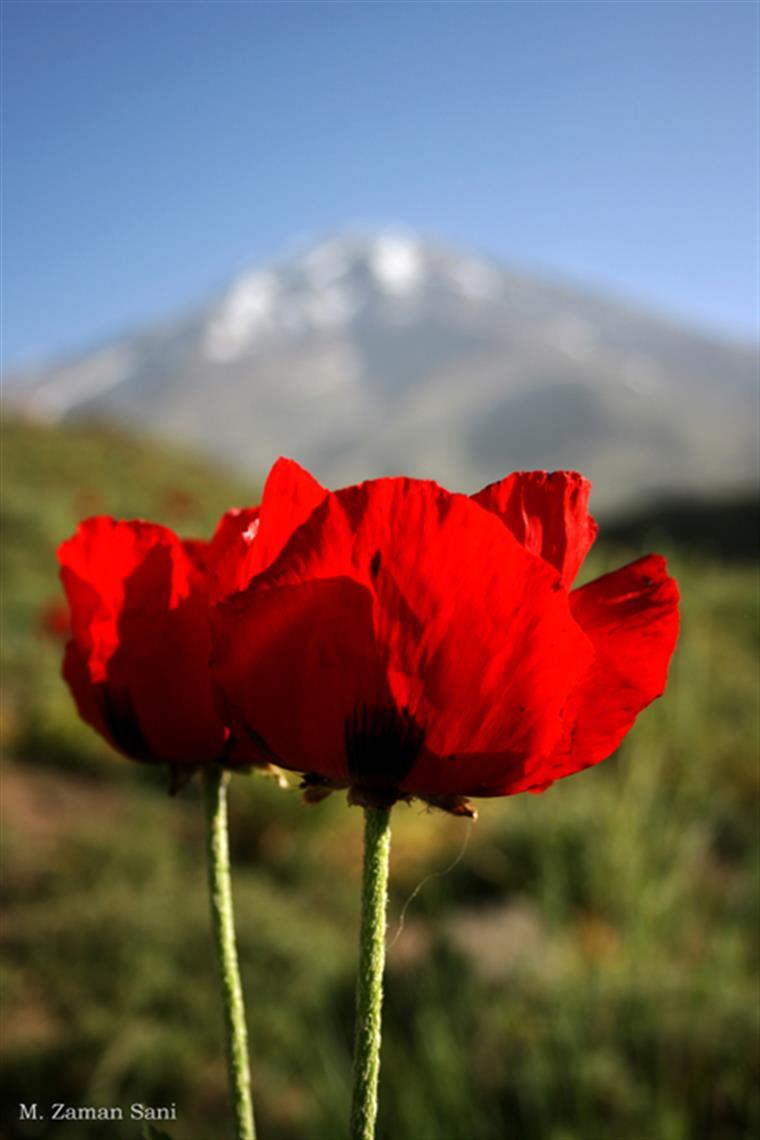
left=58, top=517, right=228, bottom=767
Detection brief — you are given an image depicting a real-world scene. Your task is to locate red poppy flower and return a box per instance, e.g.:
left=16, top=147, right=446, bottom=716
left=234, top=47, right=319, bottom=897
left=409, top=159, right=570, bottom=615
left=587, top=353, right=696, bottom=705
left=211, top=460, right=679, bottom=813
left=58, top=516, right=251, bottom=771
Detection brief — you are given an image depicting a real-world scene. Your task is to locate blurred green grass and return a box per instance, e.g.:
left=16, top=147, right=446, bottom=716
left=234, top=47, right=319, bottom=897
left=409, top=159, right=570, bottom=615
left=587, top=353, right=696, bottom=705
left=1, top=415, right=758, bottom=1140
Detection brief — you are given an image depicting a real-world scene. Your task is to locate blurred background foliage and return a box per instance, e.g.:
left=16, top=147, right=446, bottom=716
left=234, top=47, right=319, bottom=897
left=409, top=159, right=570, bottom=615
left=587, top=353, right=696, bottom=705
left=1, top=415, right=758, bottom=1140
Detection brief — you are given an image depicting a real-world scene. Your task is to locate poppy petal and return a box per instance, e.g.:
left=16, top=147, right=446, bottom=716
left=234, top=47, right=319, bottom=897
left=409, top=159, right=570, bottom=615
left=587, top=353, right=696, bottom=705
left=212, top=573, right=390, bottom=783
left=243, top=458, right=328, bottom=588
left=62, top=639, right=113, bottom=746
left=59, top=518, right=226, bottom=765
left=337, top=480, right=594, bottom=759
left=472, top=470, right=598, bottom=587
left=500, top=554, right=680, bottom=793
left=181, top=537, right=212, bottom=575
left=205, top=507, right=261, bottom=601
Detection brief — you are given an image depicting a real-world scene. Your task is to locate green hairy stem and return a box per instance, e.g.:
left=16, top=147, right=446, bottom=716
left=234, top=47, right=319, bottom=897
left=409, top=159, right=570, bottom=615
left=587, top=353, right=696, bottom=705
left=203, top=766, right=256, bottom=1140
left=350, top=806, right=392, bottom=1140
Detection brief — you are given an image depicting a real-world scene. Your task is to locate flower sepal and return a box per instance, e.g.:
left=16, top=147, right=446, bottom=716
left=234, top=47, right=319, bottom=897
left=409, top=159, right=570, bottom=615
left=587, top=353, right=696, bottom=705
left=300, top=772, right=477, bottom=818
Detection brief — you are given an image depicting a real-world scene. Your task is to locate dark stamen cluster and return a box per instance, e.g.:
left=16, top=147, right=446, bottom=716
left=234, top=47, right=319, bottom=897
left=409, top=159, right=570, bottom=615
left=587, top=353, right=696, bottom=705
left=345, top=704, right=424, bottom=788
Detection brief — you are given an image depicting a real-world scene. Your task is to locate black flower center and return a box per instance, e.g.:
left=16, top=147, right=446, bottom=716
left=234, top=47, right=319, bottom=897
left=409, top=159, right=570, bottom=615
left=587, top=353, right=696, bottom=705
left=344, top=705, right=424, bottom=788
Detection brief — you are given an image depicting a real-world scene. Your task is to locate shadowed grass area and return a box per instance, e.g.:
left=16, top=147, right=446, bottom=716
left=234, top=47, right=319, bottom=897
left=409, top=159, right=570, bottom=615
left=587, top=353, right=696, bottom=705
left=1, top=415, right=758, bottom=1139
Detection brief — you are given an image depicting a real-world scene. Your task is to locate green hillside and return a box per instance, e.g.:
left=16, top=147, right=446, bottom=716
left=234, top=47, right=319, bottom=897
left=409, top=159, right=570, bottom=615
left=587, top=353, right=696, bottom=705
left=1, top=414, right=758, bottom=1140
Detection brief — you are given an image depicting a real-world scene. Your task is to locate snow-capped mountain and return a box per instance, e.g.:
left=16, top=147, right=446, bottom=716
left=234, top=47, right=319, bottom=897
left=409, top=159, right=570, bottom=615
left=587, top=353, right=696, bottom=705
left=6, top=229, right=757, bottom=511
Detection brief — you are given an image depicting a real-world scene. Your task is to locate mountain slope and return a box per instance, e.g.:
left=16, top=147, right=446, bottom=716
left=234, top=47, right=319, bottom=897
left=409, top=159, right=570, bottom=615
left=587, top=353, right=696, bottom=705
left=6, top=230, right=756, bottom=510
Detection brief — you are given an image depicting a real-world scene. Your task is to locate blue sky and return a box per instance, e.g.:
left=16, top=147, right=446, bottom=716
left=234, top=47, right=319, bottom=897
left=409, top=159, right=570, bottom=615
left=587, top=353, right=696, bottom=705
left=2, top=1, right=757, bottom=368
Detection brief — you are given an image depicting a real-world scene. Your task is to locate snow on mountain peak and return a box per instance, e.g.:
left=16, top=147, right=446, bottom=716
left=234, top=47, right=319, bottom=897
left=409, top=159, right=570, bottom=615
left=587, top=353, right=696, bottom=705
left=202, top=230, right=503, bottom=363
left=369, top=234, right=424, bottom=295
left=204, top=271, right=279, bottom=362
